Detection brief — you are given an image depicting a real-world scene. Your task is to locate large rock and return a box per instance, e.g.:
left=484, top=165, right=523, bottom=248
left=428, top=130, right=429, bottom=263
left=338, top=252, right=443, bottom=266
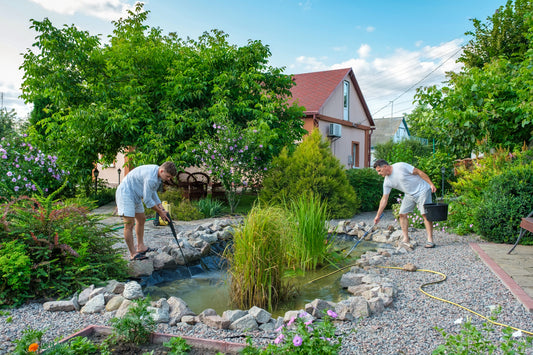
left=248, top=306, right=271, bottom=324
left=104, top=280, right=125, bottom=294
left=222, top=309, right=247, bottom=323
left=80, top=294, right=105, bottom=314
left=153, top=252, right=178, bottom=270
left=167, top=296, right=195, bottom=324
left=305, top=299, right=337, bottom=319
left=229, top=314, right=258, bottom=331
left=202, top=315, right=230, bottom=329
left=128, top=259, right=154, bottom=277
left=105, top=295, right=125, bottom=312
left=335, top=296, right=370, bottom=321
left=340, top=273, right=364, bottom=288
left=78, top=285, right=94, bottom=306
left=123, top=281, right=144, bottom=300
left=43, top=300, right=75, bottom=312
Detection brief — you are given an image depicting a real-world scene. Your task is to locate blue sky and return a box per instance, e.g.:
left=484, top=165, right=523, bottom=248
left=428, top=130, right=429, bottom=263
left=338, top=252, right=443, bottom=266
left=0, top=0, right=507, bottom=119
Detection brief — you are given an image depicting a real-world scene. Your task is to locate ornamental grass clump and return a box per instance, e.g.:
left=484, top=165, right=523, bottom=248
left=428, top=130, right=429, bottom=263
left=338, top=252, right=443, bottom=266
left=287, top=192, right=331, bottom=271
left=225, top=204, right=293, bottom=311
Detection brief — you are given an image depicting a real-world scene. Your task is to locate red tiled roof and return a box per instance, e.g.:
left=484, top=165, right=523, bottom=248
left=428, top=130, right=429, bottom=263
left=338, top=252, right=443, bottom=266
left=288, top=68, right=351, bottom=113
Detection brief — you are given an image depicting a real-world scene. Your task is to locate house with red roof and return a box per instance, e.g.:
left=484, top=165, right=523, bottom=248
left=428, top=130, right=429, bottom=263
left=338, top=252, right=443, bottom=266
left=289, top=68, right=375, bottom=168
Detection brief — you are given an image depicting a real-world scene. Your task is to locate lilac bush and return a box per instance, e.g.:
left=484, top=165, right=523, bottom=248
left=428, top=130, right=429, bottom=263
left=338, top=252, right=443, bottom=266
left=0, top=135, right=69, bottom=199
left=193, top=122, right=269, bottom=213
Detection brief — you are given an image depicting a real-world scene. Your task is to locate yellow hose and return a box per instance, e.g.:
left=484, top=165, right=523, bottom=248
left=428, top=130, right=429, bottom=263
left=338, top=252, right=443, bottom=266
left=305, top=263, right=533, bottom=336
left=378, top=265, right=533, bottom=336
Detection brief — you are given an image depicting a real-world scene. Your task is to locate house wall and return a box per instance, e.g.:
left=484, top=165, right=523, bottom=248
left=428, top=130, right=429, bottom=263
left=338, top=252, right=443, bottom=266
left=96, top=153, right=126, bottom=187
left=317, top=79, right=371, bottom=169
left=317, top=120, right=367, bottom=169
left=320, top=80, right=369, bottom=125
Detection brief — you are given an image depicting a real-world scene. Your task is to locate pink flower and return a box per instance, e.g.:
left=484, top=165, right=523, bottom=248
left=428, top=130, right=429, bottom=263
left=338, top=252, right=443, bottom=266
left=327, top=310, right=338, bottom=318
left=293, top=335, right=303, bottom=347
left=287, top=316, right=296, bottom=326
left=274, top=334, right=284, bottom=344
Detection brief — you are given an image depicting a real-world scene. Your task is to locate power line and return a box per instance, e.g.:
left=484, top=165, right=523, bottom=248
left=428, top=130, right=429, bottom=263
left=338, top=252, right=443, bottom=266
left=371, top=46, right=463, bottom=117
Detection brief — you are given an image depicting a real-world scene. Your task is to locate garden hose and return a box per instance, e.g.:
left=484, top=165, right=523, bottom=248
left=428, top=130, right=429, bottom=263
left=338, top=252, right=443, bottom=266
left=304, top=263, right=533, bottom=336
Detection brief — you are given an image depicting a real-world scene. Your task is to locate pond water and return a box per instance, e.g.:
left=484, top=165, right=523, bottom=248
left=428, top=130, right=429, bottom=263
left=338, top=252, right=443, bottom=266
left=142, top=240, right=382, bottom=317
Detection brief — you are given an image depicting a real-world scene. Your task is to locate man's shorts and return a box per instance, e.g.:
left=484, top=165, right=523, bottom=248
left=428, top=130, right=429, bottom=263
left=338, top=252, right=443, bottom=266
left=116, top=187, right=144, bottom=217
left=399, top=188, right=432, bottom=215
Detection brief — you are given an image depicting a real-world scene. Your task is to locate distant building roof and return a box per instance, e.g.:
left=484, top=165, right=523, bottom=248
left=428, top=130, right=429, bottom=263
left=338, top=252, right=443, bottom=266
left=372, top=117, right=410, bottom=146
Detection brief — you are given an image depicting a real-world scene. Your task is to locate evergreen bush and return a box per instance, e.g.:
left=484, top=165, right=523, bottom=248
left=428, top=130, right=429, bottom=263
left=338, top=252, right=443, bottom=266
left=474, top=164, right=533, bottom=243
left=260, top=129, right=360, bottom=219
left=345, top=168, right=394, bottom=212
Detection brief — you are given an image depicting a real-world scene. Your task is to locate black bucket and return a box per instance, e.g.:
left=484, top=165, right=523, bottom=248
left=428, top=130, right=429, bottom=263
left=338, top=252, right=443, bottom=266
left=423, top=203, right=448, bottom=222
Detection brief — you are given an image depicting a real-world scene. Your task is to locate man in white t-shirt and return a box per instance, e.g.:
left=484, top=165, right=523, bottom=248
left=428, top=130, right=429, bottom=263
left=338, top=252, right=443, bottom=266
left=373, top=159, right=437, bottom=248
left=116, top=161, right=177, bottom=260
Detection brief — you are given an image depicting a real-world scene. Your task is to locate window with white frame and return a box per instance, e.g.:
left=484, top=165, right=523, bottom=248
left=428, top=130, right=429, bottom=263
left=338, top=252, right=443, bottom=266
left=343, top=80, right=349, bottom=121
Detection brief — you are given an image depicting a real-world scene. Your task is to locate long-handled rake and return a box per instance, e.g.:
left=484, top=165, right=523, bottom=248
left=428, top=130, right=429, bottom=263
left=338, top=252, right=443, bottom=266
left=345, top=213, right=383, bottom=257
left=166, top=213, right=193, bottom=278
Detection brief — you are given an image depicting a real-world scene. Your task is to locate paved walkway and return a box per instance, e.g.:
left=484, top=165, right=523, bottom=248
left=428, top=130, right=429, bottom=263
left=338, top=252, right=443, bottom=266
left=471, top=242, right=533, bottom=312
left=91, top=202, right=533, bottom=313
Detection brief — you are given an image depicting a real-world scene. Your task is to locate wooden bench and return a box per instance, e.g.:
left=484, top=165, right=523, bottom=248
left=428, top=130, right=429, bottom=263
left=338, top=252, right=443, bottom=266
left=508, top=210, right=533, bottom=254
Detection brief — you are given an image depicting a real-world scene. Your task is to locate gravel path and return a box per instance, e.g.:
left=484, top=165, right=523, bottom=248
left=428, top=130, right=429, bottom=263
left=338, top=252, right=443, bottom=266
left=1, top=211, right=532, bottom=354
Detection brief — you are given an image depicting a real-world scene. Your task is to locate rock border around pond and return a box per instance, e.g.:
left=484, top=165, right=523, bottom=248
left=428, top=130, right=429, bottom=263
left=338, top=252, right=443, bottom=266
left=43, top=218, right=419, bottom=332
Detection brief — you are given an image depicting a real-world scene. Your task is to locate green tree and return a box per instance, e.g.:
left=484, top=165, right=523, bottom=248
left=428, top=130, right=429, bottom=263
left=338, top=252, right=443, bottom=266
left=411, top=0, right=533, bottom=157
left=0, top=108, right=17, bottom=138
left=260, top=129, right=360, bottom=219
left=20, top=3, right=305, bottom=192
left=460, top=0, right=533, bottom=69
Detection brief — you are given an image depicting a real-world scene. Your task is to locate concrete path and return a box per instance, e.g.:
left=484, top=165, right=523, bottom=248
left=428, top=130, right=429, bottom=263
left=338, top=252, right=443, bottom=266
left=471, top=242, right=533, bottom=312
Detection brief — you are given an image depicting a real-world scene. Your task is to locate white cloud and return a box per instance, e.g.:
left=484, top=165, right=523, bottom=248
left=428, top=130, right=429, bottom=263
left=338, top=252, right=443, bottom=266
left=366, top=26, right=375, bottom=33
left=28, top=0, right=137, bottom=21
left=357, top=44, right=371, bottom=58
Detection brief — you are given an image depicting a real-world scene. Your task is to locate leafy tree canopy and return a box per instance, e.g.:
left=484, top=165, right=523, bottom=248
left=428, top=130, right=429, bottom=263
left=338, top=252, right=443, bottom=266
left=408, top=0, right=533, bottom=158
left=20, top=3, right=305, bottom=189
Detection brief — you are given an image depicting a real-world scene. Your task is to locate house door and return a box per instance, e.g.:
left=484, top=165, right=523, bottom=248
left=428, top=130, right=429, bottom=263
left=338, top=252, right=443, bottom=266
left=352, top=142, right=360, bottom=168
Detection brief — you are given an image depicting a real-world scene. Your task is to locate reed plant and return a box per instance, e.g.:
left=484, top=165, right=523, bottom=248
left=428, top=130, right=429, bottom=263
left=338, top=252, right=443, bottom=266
left=287, top=193, right=331, bottom=271
left=226, top=204, right=294, bottom=311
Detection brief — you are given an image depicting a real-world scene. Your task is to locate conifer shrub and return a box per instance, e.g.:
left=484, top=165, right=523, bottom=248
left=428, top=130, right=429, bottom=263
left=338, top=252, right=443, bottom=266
left=260, top=129, right=360, bottom=219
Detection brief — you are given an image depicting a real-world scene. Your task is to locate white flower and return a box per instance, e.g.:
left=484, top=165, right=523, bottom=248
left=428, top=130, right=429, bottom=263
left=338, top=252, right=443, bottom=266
left=488, top=305, right=497, bottom=312
left=454, top=318, right=463, bottom=324
left=512, top=330, right=523, bottom=338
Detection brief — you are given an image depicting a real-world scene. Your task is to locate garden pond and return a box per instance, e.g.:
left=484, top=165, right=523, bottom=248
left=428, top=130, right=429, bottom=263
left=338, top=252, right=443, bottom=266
left=140, top=240, right=383, bottom=317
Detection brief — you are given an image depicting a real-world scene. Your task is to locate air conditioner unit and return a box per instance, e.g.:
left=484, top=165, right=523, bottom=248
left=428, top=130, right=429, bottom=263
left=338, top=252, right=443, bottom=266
left=328, top=123, right=342, bottom=137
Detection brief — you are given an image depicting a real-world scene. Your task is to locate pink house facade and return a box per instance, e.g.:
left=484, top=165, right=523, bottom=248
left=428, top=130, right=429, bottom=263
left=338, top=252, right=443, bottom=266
left=289, top=68, right=375, bottom=168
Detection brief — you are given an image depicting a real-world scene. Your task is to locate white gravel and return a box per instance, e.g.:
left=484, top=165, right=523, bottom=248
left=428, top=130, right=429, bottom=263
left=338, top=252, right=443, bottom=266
left=1, top=211, right=532, bottom=354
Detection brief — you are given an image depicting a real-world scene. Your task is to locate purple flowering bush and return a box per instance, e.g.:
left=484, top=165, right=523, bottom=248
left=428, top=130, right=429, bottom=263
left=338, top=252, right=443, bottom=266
left=0, top=135, right=69, bottom=199
left=193, top=122, right=270, bottom=213
left=243, top=310, right=341, bottom=354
